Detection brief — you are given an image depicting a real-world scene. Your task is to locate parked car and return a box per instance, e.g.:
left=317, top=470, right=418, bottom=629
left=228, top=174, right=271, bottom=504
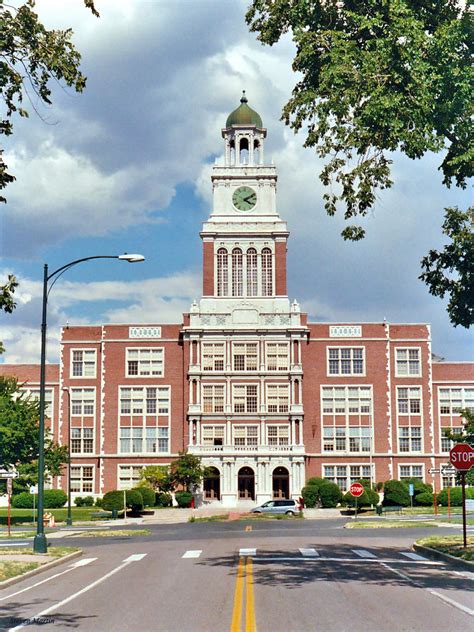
left=251, top=499, right=302, bottom=516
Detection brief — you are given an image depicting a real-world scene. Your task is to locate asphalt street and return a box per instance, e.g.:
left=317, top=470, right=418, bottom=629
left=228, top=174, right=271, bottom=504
left=0, top=519, right=473, bottom=632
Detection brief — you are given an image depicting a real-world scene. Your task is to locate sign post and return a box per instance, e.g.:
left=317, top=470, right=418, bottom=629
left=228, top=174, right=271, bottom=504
left=449, top=443, right=474, bottom=548
left=350, top=482, right=364, bottom=521
left=408, top=483, right=414, bottom=509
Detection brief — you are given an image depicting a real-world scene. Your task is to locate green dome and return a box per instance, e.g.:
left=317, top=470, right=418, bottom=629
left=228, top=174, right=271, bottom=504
left=226, top=91, right=263, bottom=128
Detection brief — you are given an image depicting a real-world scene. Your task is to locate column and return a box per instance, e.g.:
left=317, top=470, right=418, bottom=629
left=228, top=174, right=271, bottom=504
left=188, top=420, right=193, bottom=446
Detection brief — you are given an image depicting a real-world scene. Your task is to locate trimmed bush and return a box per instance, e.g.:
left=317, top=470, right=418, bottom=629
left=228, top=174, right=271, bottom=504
left=43, top=489, right=67, bottom=508
left=133, top=486, right=155, bottom=507
left=437, top=487, right=474, bottom=507
left=156, top=492, right=172, bottom=507
left=382, top=480, right=410, bottom=507
left=344, top=482, right=379, bottom=508
left=125, top=489, right=143, bottom=513
left=415, top=491, right=434, bottom=506
left=82, top=495, right=94, bottom=507
left=319, top=482, right=342, bottom=508
left=95, top=497, right=103, bottom=507
left=305, top=477, right=326, bottom=490
left=175, top=491, right=193, bottom=508
left=12, top=492, right=34, bottom=509
left=301, top=485, right=319, bottom=508
left=102, top=490, right=125, bottom=512
left=74, top=496, right=84, bottom=507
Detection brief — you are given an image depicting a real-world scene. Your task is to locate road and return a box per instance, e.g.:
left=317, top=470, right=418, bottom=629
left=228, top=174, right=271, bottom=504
left=0, top=519, right=473, bottom=631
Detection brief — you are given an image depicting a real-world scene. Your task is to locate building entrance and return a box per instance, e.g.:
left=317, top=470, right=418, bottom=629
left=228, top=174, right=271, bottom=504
left=238, top=466, right=255, bottom=500
left=272, top=466, right=290, bottom=499
left=203, top=467, right=220, bottom=500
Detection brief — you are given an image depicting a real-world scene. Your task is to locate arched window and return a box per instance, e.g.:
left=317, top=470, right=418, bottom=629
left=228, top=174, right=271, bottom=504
left=247, top=248, right=258, bottom=296
left=239, top=137, right=249, bottom=165
left=261, top=248, right=273, bottom=296
left=217, top=248, right=228, bottom=296
left=232, top=248, right=243, bottom=296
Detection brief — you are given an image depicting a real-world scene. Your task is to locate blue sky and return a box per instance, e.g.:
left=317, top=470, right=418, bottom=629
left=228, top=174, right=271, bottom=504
left=0, top=0, right=472, bottom=364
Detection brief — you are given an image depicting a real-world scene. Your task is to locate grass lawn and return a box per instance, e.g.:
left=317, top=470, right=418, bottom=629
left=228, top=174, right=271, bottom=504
left=417, top=535, right=474, bottom=562
left=189, top=515, right=229, bottom=523
left=363, top=506, right=463, bottom=517
left=0, top=507, right=103, bottom=525
left=346, top=520, right=436, bottom=529
left=0, top=546, right=80, bottom=582
left=71, top=529, right=151, bottom=538
left=439, top=517, right=474, bottom=526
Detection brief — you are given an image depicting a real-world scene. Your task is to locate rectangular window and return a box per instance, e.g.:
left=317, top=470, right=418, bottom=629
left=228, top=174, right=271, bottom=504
left=119, top=386, right=170, bottom=416
left=327, top=348, right=364, bottom=375
left=234, top=425, right=258, bottom=447
left=266, top=343, right=289, bottom=371
left=442, top=472, right=457, bottom=489
left=441, top=427, right=463, bottom=452
left=232, top=343, right=258, bottom=371
left=202, top=426, right=225, bottom=446
left=126, top=348, right=164, bottom=377
left=321, top=386, right=372, bottom=415
left=119, top=426, right=168, bottom=453
left=71, top=427, right=94, bottom=454
left=118, top=465, right=145, bottom=490
left=70, top=465, right=93, bottom=493
left=397, top=387, right=421, bottom=415
left=233, top=385, right=258, bottom=413
left=323, top=427, right=371, bottom=452
left=202, top=343, right=225, bottom=371
left=399, top=465, right=423, bottom=480
left=71, top=349, right=96, bottom=378
left=398, top=427, right=422, bottom=452
left=439, top=387, right=474, bottom=415
left=71, top=388, right=95, bottom=416
left=395, top=348, right=421, bottom=377
left=323, top=465, right=371, bottom=492
left=202, top=385, right=225, bottom=413
left=267, top=384, right=289, bottom=413
left=267, top=425, right=289, bottom=446
left=22, top=388, right=53, bottom=417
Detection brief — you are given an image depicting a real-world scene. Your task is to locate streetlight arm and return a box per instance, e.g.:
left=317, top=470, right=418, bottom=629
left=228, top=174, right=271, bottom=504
left=47, top=255, right=122, bottom=282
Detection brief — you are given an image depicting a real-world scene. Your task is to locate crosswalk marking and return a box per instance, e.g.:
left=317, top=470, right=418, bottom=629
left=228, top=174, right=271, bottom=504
left=71, top=558, right=97, bottom=568
left=299, top=548, right=319, bottom=557
left=123, top=554, right=147, bottom=562
left=182, top=550, right=202, bottom=558
left=353, top=549, right=377, bottom=558
left=400, top=552, right=427, bottom=561
left=239, top=548, right=256, bottom=557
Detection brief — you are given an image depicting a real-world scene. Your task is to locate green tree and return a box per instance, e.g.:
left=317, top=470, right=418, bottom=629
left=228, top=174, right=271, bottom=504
left=140, top=465, right=172, bottom=492
left=0, top=274, right=18, bottom=354
left=246, top=1, right=473, bottom=322
left=0, top=377, right=68, bottom=490
left=443, top=408, right=474, bottom=485
left=169, top=451, right=206, bottom=492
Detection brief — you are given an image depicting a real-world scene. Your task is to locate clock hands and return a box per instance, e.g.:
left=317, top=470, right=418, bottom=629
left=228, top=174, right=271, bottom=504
left=243, top=194, right=256, bottom=204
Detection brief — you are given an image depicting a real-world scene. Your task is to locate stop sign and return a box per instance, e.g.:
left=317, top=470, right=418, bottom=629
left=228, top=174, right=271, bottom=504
left=350, top=482, right=364, bottom=497
left=449, top=444, right=474, bottom=471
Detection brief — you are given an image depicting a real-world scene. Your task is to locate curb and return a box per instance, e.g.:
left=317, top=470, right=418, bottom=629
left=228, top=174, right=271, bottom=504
left=413, top=543, right=473, bottom=571
left=0, top=549, right=82, bottom=590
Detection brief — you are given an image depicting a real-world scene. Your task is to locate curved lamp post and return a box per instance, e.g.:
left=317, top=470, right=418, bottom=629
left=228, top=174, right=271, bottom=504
left=33, top=253, right=145, bottom=554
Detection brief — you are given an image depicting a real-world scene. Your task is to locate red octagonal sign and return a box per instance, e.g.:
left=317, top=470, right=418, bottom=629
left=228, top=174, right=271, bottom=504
left=350, top=482, right=364, bottom=497
left=449, top=443, right=474, bottom=471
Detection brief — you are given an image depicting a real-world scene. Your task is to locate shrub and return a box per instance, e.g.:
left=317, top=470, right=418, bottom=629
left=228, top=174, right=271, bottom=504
left=437, top=487, right=474, bottom=507
left=82, top=495, right=94, bottom=507
left=43, top=489, right=67, bottom=508
left=407, top=478, right=432, bottom=496
left=319, top=482, right=342, bottom=508
left=343, top=482, right=379, bottom=508
left=95, top=497, right=103, bottom=507
left=74, top=497, right=84, bottom=507
left=12, top=492, right=34, bottom=509
left=125, top=489, right=143, bottom=513
left=415, top=491, right=434, bottom=506
left=156, top=492, right=172, bottom=507
left=301, top=485, right=319, bottom=508
left=102, top=490, right=125, bottom=512
left=305, top=477, right=326, bottom=490
left=133, top=486, right=155, bottom=507
left=382, top=480, right=410, bottom=507
left=175, top=491, right=193, bottom=508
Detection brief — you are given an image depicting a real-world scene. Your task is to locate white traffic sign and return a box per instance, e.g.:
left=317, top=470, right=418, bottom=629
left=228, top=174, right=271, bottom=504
left=428, top=468, right=440, bottom=474
left=29, top=485, right=38, bottom=494
left=0, top=471, right=17, bottom=479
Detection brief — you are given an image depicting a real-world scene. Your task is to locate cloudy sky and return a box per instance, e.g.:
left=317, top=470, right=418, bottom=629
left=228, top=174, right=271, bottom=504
left=0, top=0, right=472, bottom=364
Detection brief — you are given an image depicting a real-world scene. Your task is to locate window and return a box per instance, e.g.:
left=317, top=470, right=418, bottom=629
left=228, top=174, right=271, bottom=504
left=71, top=349, right=96, bottom=378
left=120, top=387, right=170, bottom=415
left=232, top=343, right=258, bottom=371
left=323, top=465, right=371, bottom=492
left=233, top=385, right=258, bottom=413
left=266, top=343, right=289, bottom=371
left=231, top=248, right=243, bottom=296
left=118, top=465, right=145, bottom=490
left=22, top=388, right=53, bottom=417
left=398, top=427, right=422, bottom=452
left=217, top=248, right=228, bottom=296
left=439, top=387, right=474, bottom=415
left=323, top=427, right=371, bottom=452
left=119, top=426, right=168, bottom=453
left=71, top=427, right=94, bottom=453
left=399, top=465, right=423, bottom=480
left=397, top=387, right=421, bottom=414
left=202, top=385, right=225, bottom=413
left=202, top=426, right=225, bottom=446
left=321, top=386, right=372, bottom=415
left=261, top=248, right=273, bottom=296
left=71, top=466, right=93, bottom=493
left=267, top=425, right=289, bottom=446
left=328, top=348, right=364, bottom=375
left=441, top=427, right=463, bottom=452
left=267, top=384, right=289, bottom=413
left=126, top=348, right=163, bottom=377
left=442, top=472, right=457, bottom=489
left=247, top=248, right=258, bottom=296
left=395, top=348, right=421, bottom=377
left=71, top=388, right=95, bottom=416
left=202, top=343, right=225, bottom=371
left=234, top=425, right=258, bottom=447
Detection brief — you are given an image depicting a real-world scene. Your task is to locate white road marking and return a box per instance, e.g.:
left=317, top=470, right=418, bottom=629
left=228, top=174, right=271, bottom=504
left=252, top=556, right=441, bottom=565
left=400, top=552, right=428, bottom=561
left=182, top=550, right=202, bottom=559
left=8, top=554, right=147, bottom=632
left=239, top=548, right=256, bottom=556
left=299, top=548, right=319, bottom=557
left=0, top=558, right=97, bottom=602
left=0, top=542, right=29, bottom=547
left=353, top=549, right=377, bottom=559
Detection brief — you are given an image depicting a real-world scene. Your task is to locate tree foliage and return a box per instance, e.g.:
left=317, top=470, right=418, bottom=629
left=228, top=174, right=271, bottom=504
left=0, top=274, right=18, bottom=354
left=169, top=451, right=206, bottom=492
left=420, top=206, right=474, bottom=327
left=443, top=408, right=474, bottom=485
left=140, top=465, right=172, bottom=492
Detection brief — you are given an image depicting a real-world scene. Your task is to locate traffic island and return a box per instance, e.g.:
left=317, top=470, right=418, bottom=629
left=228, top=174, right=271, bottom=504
left=69, top=529, right=151, bottom=538
left=345, top=520, right=436, bottom=529
left=414, top=535, right=474, bottom=570
left=0, top=547, right=81, bottom=588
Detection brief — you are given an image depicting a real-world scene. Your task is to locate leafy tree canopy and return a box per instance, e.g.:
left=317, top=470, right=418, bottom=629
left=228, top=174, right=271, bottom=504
left=169, top=451, right=206, bottom=492
left=140, top=465, right=173, bottom=492
left=443, top=408, right=474, bottom=485
left=0, top=273, right=18, bottom=354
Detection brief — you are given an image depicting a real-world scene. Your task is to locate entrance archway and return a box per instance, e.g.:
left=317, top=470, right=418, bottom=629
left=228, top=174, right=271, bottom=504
left=203, top=467, right=220, bottom=501
left=272, top=466, right=290, bottom=499
left=238, top=466, right=255, bottom=500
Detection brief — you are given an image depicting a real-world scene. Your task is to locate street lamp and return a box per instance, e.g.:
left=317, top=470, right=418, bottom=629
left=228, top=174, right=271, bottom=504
left=33, top=253, right=145, bottom=554
left=62, top=387, right=72, bottom=526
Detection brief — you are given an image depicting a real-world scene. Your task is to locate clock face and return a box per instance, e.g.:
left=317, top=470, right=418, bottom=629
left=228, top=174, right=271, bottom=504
left=232, top=186, right=257, bottom=211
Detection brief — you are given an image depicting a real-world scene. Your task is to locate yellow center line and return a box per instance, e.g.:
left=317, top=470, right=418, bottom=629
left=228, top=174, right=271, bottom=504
left=245, top=557, right=257, bottom=632
left=230, top=556, right=245, bottom=632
